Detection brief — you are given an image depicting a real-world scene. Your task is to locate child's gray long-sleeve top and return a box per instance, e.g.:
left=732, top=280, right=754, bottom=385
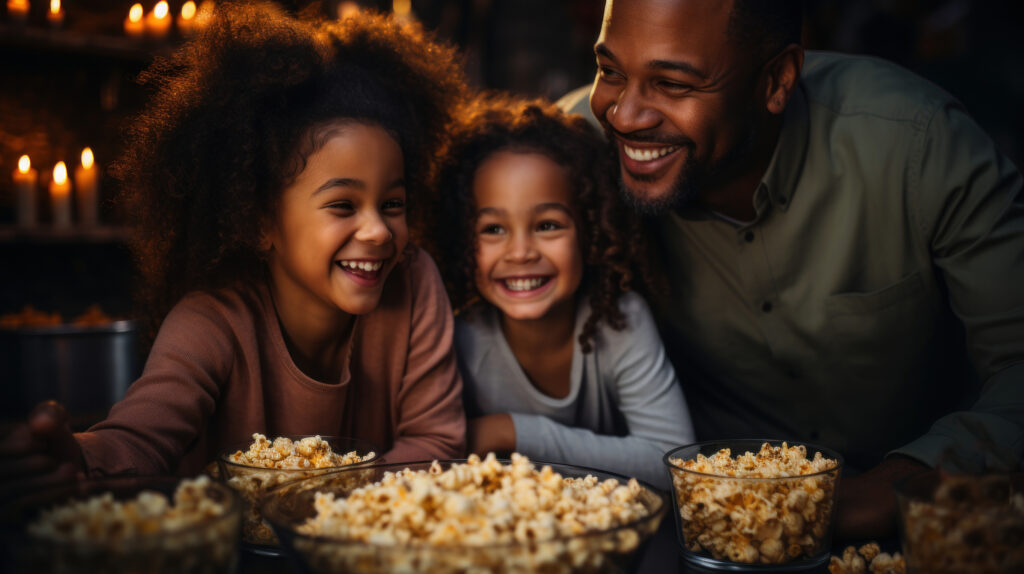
left=455, top=291, right=695, bottom=490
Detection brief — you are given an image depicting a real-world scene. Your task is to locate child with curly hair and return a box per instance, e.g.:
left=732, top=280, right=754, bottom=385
left=429, top=95, right=694, bottom=488
left=0, top=3, right=467, bottom=487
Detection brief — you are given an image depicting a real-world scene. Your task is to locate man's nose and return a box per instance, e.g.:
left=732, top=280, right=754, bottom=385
left=607, top=83, right=660, bottom=135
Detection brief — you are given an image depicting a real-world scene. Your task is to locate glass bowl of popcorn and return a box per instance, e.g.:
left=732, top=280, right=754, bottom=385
left=216, top=433, right=379, bottom=554
left=260, top=453, right=668, bottom=573
left=663, top=439, right=843, bottom=572
left=896, top=470, right=1024, bottom=573
left=1, top=475, right=241, bottom=574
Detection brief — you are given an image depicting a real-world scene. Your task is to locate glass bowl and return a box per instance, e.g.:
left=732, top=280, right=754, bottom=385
left=896, top=470, right=1024, bottom=573
left=260, top=458, right=668, bottom=573
left=663, top=439, right=843, bottom=572
left=0, top=475, right=241, bottom=574
left=216, top=435, right=380, bottom=554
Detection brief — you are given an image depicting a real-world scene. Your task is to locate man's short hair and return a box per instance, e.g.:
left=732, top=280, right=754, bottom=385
left=728, top=0, right=803, bottom=58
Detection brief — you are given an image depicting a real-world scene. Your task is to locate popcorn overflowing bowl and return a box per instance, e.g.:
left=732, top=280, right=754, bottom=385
left=216, top=433, right=380, bottom=553
left=663, top=439, right=842, bottom=572
left=260, top=454, right=667, bottom=573
left=896, top=470, right=1024, bottom=574
left=0, top=475, right=241, bottom=574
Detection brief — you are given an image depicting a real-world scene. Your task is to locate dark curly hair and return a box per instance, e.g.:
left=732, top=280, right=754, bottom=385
left=426, top=94, right=654, bottom=353
left=112, top=2, right=467, bottom=344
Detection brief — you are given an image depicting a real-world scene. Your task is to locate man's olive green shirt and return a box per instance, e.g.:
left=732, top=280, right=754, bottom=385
left=561, top=51, right=1023, bottom=473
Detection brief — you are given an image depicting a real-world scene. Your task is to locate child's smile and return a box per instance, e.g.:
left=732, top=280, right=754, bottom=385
left=336, top=258, right=386, bottom=286
left=472, top=151, right=583, bottom=322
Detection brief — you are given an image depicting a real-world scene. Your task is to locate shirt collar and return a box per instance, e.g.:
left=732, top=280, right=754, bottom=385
left=757, top=82, right=810, bottom=212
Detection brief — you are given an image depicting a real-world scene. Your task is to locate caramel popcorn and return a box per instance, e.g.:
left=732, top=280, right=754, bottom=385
left=24, top=476, right=239, bottom=573
left=828, top=543, right=906, bottom=574
left=900, top=474, right=1024, bottom=573
left=286, top=453, right=661, bottom=573
left=667, top=442, right=840, bottom=565
left=220, top=433, right=376, bottom=546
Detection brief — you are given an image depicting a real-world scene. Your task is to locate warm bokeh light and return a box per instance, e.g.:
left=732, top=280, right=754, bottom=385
left=53, top=162, right=68, bottom=185
left=337, top=1, right=359, bottom=19
left=155, top=1, right=169, bottom=19
left=50, top=0, right=60, bottom=14
left=393, top=0, right=411, bottom=17
left=129, top=3, right=143, bottom=23
left=181, top=1, right=196, bottom=20
left=18, top=155, right=31, bottom=174
left=81, top=148, right=95, bottom=170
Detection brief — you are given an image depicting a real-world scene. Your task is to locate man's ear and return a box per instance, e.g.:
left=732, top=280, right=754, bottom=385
left=763, top=44, right=804, bottom=115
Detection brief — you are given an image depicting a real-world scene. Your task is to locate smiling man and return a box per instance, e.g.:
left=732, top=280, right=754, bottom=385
left=560, top=0, right=1024, bottom=539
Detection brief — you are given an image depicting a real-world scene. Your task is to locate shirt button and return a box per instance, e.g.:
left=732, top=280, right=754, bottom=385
left=762, top=301, right=773, bottom=313
left=744, top=231, right=755, bottom=243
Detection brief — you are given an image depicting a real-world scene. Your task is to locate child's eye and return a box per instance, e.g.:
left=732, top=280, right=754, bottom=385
left=381, top=198, right=406, bottom=213
left=537, top=220, right=564, bottom=232
left=327, top=201, right=354, bottom=213
left=479, top=223, right=505, bottom=235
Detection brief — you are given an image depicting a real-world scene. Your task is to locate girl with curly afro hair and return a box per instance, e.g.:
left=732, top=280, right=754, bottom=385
left=0, top=2, right=469, bottom=484
left=427, top=94, right=694, bottom=488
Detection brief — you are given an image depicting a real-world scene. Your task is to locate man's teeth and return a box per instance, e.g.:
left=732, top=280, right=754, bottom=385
left=504, top=278, right=546, bottom=291
left=623, top=144, right=679, bottom=162
left=339, top=260, right=383, bottom=272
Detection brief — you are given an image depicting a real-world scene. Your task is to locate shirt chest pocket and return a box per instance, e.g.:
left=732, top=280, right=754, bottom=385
left=823, top=271, right=935, bottom=384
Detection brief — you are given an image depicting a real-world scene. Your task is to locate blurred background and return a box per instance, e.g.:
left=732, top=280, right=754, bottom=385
left=1, top=0, right=1021, bottom=425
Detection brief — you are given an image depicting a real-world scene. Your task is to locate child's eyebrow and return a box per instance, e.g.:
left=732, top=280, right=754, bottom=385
left=313, top=177, right=405, bottom=195
left=533, top=202, right=573, bottom=216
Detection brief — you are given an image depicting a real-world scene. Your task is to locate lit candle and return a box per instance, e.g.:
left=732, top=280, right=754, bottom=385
left=124, top=3, right=144, bottom=37
left=50, top=161, right=72, bottom=228
left=145, top=1, right=172, bottom=39
left=13, top=155, right=38, bottom=228
left=74, top=148, right=99, bottom=227
left=46, top=0, right=64, bottom=28
left=177, top=0, right=196, bottom=35
left=194, top=0, right=214, bottom=30
left=7, top=0, right=30, bottom=23
left=337, top=1, right=360, bottom=19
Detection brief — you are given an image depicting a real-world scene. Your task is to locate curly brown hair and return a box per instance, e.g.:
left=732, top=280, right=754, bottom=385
left=426, top=94, right=654, bottom=353
left=112, top=2, right=467, bottom=344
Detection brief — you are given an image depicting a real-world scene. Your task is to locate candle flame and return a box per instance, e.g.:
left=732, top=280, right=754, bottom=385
left=393, top=0, right=411, bottom=17
left=337, top=1, right=360, bottom=19
left=81, top=148, right=95, bottom=169
left=50, top=0, right=60, bottom=14
left=155, top=1, right=169, bottom=19
left=53, top=162, right=68, bottom=185
left=182, top=1, right=197, bottom=20
left=18, top=155, right=31, bottom=174
left=129, top=3, right=143, bottom=22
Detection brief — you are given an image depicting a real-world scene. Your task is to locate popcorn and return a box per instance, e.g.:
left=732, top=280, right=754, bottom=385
left=828, top=543, right=905, bottom=574
left=25, top=476, right=238, bottom=573
left=220, top=433, right=376, bottom=546
left=899, top=474, right=1024, bottom=573
left=668, top=442, right=839, bottom=565
left=287, top=453, right=660, bottom=573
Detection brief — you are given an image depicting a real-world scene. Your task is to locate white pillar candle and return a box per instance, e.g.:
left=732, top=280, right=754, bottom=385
left=74, top=147, right=99, bottom=227
left=50, top=161, right=72, bottom=228
left=7, top=0, right=30, bottom=23
left=13, top=155, right=38, bottom=228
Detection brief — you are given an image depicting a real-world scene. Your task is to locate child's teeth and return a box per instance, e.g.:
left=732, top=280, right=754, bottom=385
left=340, top=260, right=382, bottom=271
left=504, top=278, right=545, bottom=291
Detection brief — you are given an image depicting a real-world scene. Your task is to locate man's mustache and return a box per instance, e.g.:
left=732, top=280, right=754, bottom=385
left=602, top=125, right=695, bottom=149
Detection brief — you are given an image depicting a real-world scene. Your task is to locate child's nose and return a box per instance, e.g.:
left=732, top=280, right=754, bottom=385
left=355, top=213, right=392, bottom=244
left=505, top=234, right=539, bottom=262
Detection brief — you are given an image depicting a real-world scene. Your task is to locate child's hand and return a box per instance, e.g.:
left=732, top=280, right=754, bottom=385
left=0, top=400, right=85, bottom=497
left=467, top=413, right=516, bottom=457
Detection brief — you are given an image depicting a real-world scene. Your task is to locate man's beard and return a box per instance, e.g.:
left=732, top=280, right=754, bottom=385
left=615, top=123, right=758, bottom=217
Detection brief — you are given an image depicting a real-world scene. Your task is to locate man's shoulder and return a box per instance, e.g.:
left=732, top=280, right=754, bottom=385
left=556, top=84, right=602, bottom=133
left=801, top=51, right=952, bottom=124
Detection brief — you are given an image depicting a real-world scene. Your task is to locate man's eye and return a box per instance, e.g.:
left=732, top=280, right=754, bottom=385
left=657, top=80, right=693, bottom=94
left=597, top=66, right=623, bottom=82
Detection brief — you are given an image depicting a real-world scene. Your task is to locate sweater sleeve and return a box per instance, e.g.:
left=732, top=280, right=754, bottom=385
left=513, top=293, right=695, bottom=490
left=75, top=293, right=234, bottom=476
left=384, top=252, right=467, bottom=462
left=892, top=101, right=1024, bottom=471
